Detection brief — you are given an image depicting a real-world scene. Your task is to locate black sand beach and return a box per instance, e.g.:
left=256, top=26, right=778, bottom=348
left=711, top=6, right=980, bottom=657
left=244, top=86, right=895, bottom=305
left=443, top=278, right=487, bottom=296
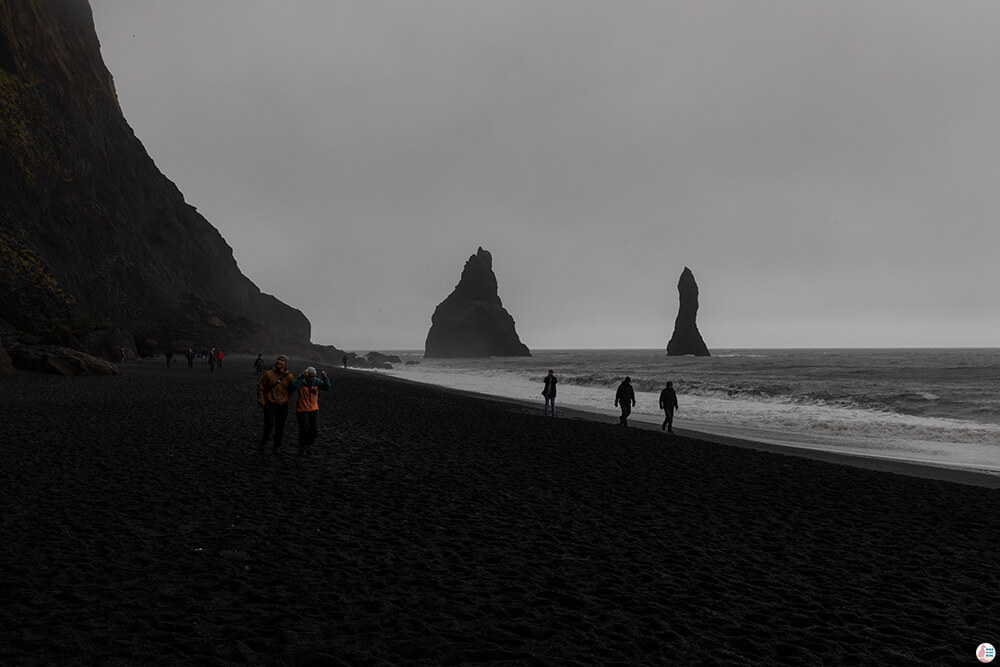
left=2, top=358, right=999, bottom=665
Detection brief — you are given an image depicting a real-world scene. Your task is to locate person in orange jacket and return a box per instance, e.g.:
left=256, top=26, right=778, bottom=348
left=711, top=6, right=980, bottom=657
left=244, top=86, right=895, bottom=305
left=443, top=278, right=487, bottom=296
left=291, top=366, right=331, bottom=456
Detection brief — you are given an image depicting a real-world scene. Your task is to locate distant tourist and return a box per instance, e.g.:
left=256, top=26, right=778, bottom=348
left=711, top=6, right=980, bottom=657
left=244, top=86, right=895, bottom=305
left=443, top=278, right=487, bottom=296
left=216, top=349, right=224, bottom=369
left=164, top=350, right=173, bottom=368
left=257, top=355, right=295, bottom=454
left=292, top=366, right=331, bottom=456
left=615, top=377, right=636, bottom=427
left=342, top=355, right=348, bottom=369
left=254, top=354, right=265, bottom=376
left=208, top=348, right=217, bottom=373
left=186, top=347, right=195, bottom=368
left=542, top=369, right=558, bottom=417
left=659, top=381, right=679, bottom=433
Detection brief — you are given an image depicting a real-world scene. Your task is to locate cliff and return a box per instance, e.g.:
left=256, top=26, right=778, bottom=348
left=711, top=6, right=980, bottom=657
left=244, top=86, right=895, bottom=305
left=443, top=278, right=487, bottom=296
left=425, top=247, right=530, bottom=358
left=666, top=267, right=710, bottom=357
left=0, top=0, right=326, bottom=358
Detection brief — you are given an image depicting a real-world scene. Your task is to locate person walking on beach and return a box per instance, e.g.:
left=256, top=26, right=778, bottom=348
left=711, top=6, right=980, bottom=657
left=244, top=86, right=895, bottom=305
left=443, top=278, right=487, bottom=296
left=615, top=377, right=636, bottom=427
left=186, top=347, right=195, bottom=368
left=209, top=347, right=217, bottom=373
left=254, top=354, right=265, bottom=376
left=342, top=355, right=348, bottom=369
left=257, top=355, right=295, bottom=454
left=542, top=369, right=558, bottom=417
left=292, top=366, right=331, bottom=456
left=216, top=349, right=224, bottom=369
left=659, top=381, right=678, bottom=433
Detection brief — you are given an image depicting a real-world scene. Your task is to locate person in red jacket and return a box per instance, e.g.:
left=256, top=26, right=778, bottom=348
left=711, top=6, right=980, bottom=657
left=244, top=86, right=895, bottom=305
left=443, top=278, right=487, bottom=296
left=291, top=366, right=331, bottom=456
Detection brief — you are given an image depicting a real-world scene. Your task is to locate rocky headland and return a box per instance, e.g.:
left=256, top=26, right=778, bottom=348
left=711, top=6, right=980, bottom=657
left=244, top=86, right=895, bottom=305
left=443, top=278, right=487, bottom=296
left=425, top=247, right=530, bottom=358
left=0, top=0, right=348, bottom=372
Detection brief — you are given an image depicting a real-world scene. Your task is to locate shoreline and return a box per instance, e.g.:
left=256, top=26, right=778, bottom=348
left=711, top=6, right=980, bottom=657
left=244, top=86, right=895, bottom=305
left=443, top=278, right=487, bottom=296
left=349, top=366, right=1000, bottom=490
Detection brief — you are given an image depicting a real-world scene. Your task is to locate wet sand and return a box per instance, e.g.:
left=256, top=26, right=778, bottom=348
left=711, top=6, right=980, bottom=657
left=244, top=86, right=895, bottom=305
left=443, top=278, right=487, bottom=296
left=2, top=358, right=998, bottom=665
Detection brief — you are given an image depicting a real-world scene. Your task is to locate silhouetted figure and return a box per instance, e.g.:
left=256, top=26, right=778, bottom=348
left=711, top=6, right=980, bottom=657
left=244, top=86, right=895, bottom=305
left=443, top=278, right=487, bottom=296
left=164, top=350, right=173, bottom=367
left=615, top=377, right=636, bottom=427
left=209, top=348, right=217, bottom=373
left=659, top=381, right=679, bottom=433
left=542, top=369, right=558, bottom=417
left=186, top=347, right=195, bottom=368
left=342, top=355, right=348, bottom=369
left=216, top=349, right=224, bottom=369
left=292, top=366, right=331, bottom=456
left=257, top=355, right=295, bottom=454
left=254, top=354, right=265, bottom=376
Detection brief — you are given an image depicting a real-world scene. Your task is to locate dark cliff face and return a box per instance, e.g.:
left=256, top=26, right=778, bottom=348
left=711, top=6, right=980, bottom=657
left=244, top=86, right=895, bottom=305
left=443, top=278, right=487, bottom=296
left=425, top=247, right=530, bottom=358
left=0, top=1, right=312, bottom=354
left=666, top=267, right=710, bottom=357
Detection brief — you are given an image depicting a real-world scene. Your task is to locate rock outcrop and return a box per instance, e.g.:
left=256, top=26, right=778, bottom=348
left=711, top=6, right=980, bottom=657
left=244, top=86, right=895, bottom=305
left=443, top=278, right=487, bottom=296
left=0, top=1, right=336, bottom=360
left=366, top=352, right=401, bottom=368
left=666, top=267, right=710, bottom=357
left=9, top=345, right=120, bottom=376
left=425, top=247, right=530, bottom=358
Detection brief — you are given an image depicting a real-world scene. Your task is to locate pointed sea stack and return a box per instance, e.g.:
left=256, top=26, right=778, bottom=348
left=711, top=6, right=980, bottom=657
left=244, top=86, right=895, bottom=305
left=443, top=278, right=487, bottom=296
left=666, top=267, right=711, bottom=357
left=425, top=247, right=530, bottom=358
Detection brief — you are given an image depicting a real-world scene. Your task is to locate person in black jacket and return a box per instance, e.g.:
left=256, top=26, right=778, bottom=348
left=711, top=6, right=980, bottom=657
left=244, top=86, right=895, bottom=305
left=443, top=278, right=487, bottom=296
left=615, top=377, right=636, bottom=427
left=542, top=369, right=558, bottom=417
left=659, top=381, right=679, bottom=433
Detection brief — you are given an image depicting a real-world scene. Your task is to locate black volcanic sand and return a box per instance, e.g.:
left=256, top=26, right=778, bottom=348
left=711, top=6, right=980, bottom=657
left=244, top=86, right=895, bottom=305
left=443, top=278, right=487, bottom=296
left=2, top=359, right=999, bottom=665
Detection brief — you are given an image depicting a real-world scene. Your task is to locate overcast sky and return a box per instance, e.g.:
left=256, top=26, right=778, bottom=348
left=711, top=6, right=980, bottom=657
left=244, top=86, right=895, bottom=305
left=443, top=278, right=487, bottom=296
left=89, top=1, right=999, bottom=350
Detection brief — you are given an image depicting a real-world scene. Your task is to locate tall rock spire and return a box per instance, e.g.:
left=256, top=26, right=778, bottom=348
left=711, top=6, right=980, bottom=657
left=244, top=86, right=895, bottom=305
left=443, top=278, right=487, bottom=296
left=666, top=267, right=711, bottom=357
left=425, top=247, right=531, bottom=358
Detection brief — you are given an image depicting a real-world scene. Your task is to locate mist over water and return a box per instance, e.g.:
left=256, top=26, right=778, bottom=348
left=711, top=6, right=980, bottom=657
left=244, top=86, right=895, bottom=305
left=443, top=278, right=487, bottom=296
left=380, top=349, right=1000, bottom=475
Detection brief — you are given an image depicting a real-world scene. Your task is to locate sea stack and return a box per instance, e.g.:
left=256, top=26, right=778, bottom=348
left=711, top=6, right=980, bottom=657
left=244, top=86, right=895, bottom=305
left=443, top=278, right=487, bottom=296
left=425, top=247, right=531, bottom=358
left=666, top=267, right=711, bottom=357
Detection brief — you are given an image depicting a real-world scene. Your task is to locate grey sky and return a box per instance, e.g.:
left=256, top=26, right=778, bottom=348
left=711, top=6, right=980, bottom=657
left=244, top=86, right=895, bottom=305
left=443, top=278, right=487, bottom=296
left=89, top=1, right=999, bottom=350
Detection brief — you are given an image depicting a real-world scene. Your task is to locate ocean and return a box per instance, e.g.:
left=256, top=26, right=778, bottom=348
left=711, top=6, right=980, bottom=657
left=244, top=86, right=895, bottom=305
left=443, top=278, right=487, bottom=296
left=378, top=348, right=1000, bottom=476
